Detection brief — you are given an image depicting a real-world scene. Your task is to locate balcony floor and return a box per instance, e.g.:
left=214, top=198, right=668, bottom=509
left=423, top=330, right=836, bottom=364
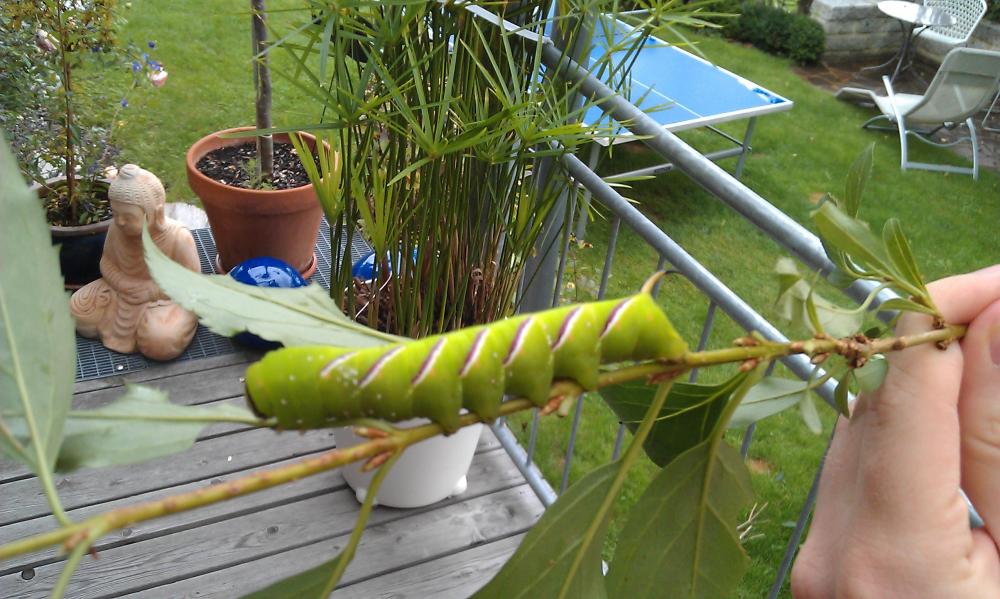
left=0, top=351, right=543, bottom=598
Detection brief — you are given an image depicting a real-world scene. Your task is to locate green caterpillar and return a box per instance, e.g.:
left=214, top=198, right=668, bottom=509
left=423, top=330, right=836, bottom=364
left=245, top=275, right=687, bottom=432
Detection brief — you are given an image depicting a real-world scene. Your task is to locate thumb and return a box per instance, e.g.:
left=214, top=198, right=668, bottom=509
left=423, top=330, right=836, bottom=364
left=959, top=299, right=1000, bottom=534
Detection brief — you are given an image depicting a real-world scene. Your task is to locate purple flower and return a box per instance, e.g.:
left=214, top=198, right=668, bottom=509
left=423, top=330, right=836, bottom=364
left=147, top=40, right=156, bottom=49
left=149, top=60, right=160, bottom=70
left=141, top=52, right=149, bottom=61
left=132, top=60, right=141, bottom=72
left=120, top=97, right=128, bottom=108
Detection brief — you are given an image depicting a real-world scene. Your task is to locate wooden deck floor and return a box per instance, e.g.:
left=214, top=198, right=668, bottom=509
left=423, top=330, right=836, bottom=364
left=0, top=351, right=544, bottom=598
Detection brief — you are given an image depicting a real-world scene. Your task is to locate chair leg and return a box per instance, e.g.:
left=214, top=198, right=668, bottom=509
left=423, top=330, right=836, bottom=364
left=862, top=114, right=891, bottom=130
left=898, top=116, right=909, bottom=172
left=982, top=88, right=1000, bottom=133
left=967, top=117, right=979, bottom=180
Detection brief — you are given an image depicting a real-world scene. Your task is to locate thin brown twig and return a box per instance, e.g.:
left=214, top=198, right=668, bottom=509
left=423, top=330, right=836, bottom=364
left=0, top=324, right=965, bottom=562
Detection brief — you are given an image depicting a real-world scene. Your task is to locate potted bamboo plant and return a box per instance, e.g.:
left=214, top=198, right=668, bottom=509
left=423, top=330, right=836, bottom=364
left=268, top=1, right=630, bottom=507
left=185, top=0, right=323, bottom=277
left=1, top=0, right=167, bottom=287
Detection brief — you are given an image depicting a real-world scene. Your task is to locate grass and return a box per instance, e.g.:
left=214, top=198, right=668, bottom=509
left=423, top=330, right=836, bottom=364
left=105, top=4, right=1000, bottom=598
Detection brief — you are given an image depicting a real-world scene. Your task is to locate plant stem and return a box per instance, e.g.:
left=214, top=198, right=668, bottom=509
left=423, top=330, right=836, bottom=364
left=559, top=380, right=675, bottom=599
left=251, top=0, right=273, bottom=182
left=0, top=324, right=966, bottom=561
left=55, top=1, right=77, bottom=219
left=320, top=452, right=401, bottom=595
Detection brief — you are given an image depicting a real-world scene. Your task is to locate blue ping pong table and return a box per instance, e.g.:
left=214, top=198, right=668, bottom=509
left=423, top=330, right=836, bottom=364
left=572, top=19, right=793, bottom=238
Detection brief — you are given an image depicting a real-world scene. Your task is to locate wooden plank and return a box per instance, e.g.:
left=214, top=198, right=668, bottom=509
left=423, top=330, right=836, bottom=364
left=334, top=533, right=525, bottom=599
left=0, top=446, right=519, bottom=575
left=0, top=362, right=252, bottom=482
left=0, top=428, right=337, bottom=526
left=72, top=350, right=255, bottom=394
left=128, top=485, right=539, bottom=599
left=0, top=454, right=344, bottom=575
left=0, top=394, right=255, bottom=484
left=5, top=481, right=541, bottom=598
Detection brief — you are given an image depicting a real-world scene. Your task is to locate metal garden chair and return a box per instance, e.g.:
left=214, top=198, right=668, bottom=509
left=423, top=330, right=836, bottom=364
left=837, top=47, right=1000, bottom=179
left=921, top=0, right=988, bottom=49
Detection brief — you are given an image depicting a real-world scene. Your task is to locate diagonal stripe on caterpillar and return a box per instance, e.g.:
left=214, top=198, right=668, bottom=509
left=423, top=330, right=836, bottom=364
left=244, top=275, right=688, bottom=433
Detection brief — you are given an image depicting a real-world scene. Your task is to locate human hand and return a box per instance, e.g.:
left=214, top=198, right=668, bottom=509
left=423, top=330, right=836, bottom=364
left=791, top=265, right=1000, bottom=599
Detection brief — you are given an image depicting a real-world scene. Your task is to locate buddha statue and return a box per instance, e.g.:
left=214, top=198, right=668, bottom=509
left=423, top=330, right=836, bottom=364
left=70, top=165, right=200, bottom=361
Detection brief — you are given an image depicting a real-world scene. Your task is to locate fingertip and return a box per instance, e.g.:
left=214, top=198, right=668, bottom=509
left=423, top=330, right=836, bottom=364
left=959, top=299, right=1000, bottom=533
left=926, top=265, right=1000, bottom=325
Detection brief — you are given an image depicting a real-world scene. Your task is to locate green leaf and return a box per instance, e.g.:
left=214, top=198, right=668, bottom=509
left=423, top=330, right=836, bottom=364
left=142, top=226, right=400, bottom=348
left=812, top=202, right=893, bottom=280
left=729, top=376, right=810, bottom=430
left=599, top=373, right=748, bottom=467
left=843, top=143, right=874, bottom=218
left=854, top=356, right=888, bottom=393
left=242, top=451, right=400, bottom=598
left=877, top=297, right=940, bottom=316
left=472, top=461, right=614, bottom=599
left=882, top=218, right=932, bottom=306
left=606, top=441, right=753, bottom=599
left=833, top=372, right=851, bottom=418
left=0, top=137, right=75, bottom=475
left=773, top=258, right=862, bottom=338
left=798, top=390, right=823, bottom=434
left=242, top=553, right=351, bottom=599
left=54, top=385, right=263, bottom=471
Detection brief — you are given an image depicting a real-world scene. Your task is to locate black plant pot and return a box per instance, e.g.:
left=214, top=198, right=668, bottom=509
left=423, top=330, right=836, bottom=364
left=35, top=178, right=113, bottom=289
left=50, top=221, right=111, bottom=288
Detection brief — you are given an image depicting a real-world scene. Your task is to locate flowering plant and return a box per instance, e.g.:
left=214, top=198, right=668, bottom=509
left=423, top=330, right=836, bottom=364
left=0, top=0, right=167, bottom=226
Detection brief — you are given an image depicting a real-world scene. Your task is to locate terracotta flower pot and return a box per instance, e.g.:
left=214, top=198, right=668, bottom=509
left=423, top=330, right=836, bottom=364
left=35, top=178, right=113, bottom=289
left=185, top=127, right=324, bottom=277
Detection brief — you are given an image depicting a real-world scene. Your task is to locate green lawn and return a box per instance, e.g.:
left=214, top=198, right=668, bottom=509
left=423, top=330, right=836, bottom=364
left=112, top=3, right=999, bottom=598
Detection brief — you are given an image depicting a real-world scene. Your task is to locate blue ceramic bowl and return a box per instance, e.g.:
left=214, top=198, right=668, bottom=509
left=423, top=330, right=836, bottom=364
left=228, top=257, right=308, bottom=349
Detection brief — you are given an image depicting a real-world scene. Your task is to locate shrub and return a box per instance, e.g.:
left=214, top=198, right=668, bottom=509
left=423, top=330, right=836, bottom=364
left=988, top=1, right=1000, bottom=23
left=785, top=13, right=825, bottom=64
left=731, top=3, right=789, bottom=54
left=727, top=2, right=825, bottom=65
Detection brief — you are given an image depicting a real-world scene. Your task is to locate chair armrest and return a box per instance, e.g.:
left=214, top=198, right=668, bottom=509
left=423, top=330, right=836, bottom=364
left=882, top=75, right=907, bottom=124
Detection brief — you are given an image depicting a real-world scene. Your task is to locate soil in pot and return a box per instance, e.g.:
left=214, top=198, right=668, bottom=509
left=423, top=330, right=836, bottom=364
left=43, top=178, right=112, bottom=226
left=195, top=142, right=315, bottom=190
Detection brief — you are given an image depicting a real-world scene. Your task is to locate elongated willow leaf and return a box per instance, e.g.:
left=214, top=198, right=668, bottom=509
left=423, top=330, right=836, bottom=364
left=0, top=136, right=73, bottom=521
left=241, top=452, right=400, bottom=599
left=843, top=142, right=874, bottom=218
left=142, top=227, right=399, bottom=348
left=606, top=368, right=763, bottom=599
left=599, top=373, right=748, bottom=467
left=605, top=441, right=754, bottom=599
left=54, top=385, right=264, bottom=471
left=882, top=217, right=933, bottom=307
left=472, top=461, right=615, bottom=599
left=728, top=376, right=812, bottom=430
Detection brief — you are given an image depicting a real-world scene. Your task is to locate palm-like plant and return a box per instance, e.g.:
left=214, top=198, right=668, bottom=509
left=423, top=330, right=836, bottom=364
left=275, top=0, right=716, bottom=337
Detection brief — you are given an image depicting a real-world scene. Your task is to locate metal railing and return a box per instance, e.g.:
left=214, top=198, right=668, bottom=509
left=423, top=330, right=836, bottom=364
left=490, top=28, right=902, bottom=596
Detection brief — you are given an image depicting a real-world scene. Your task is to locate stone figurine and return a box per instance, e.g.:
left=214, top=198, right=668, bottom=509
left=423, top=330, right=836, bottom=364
left=70, top=164, right=200, bottom=360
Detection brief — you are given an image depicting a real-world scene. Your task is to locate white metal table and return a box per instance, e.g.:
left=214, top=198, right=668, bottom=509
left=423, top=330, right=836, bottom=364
left=872, top=0, right=956, bottom=82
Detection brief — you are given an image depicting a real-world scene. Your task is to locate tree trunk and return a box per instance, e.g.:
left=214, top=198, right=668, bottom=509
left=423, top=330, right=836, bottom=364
left=251, top=0, right=273, bottom=183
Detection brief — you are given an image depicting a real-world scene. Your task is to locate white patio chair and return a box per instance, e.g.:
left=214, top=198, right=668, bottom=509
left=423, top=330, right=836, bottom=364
left=921, top=0, right=988, bottom=48
left=836, top=47, right=1000, bottom=179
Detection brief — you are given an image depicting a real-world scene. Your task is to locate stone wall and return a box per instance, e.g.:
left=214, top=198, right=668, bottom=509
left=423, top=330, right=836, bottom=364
left=917, top=20, right=1000, bottom=62
left=811, top=0, right=1000, bottom=64
left=811, top=0, right=901, bottom=62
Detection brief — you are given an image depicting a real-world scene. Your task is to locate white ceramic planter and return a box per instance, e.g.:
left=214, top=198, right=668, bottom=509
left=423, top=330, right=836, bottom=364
left=334, top=420, right=483, bottom=508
